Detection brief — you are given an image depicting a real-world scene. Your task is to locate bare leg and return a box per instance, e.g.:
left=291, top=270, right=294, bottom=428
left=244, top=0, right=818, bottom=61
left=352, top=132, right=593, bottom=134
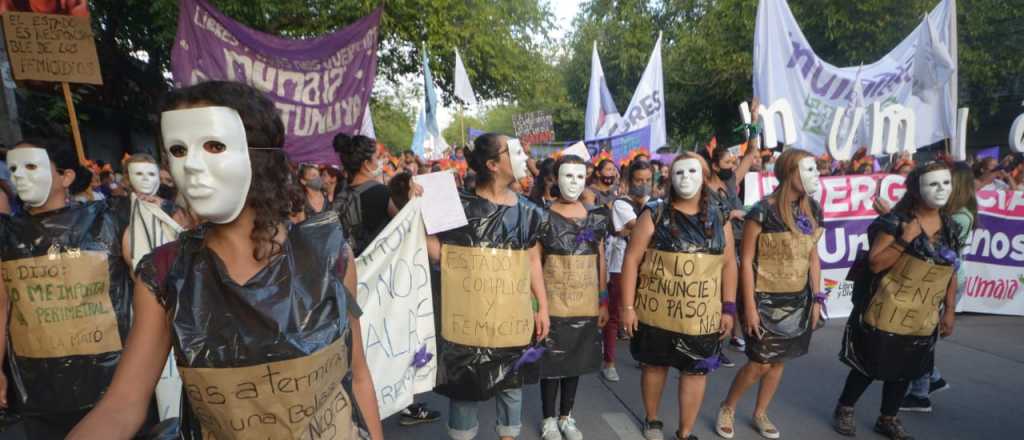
left=753, top=363, right=785, bottom=416
left=722, top=361, right=772, bottom=410
left=642, top=365, right=669, bottom=421
left=678, top=374, right=707, bottom=436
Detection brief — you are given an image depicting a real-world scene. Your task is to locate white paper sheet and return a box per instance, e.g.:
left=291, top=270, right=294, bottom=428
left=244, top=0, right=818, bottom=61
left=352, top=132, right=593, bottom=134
left=413, top=170, right=469, bottom=234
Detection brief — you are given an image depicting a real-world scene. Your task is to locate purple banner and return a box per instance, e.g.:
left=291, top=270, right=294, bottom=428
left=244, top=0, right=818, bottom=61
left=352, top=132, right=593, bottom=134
left=171, top=0, right=381, bottom=165
left=585, top=126, right=652, bottom=164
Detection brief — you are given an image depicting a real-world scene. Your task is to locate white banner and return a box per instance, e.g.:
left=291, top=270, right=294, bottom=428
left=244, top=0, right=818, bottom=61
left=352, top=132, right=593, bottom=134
left=753, top=0, right=957, bottom=156
left=598, top=34, right=666, bottom=151
left=585, top=42, right=621, bottom=141
left=356, top=199, right=437, bottom=418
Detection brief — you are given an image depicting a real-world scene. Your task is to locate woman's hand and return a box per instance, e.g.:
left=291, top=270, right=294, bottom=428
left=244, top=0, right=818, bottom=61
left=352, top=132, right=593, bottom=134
left=729, top=209, right=745, bottom=221
left=744, top=307, right=764, bottom=339
left=719, top=314, right=735, bottom=341
left=939, top=309, right=956, bottom=337
left=598, top=305, right=609, bottom=328
left=810, top=302, right=822, bottom=331
left=621, top=307, right=638, bottom=337
left=408, top=182, right=424, bottom=199
left=534, top=309, right=550, bottom=341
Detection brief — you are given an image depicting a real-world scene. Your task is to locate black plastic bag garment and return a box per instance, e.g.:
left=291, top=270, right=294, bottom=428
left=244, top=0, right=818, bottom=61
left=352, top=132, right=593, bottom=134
left=0, top=199, right=132, bottom=416
left=629, top=200, right=725, bottom=374
left=839, top=211, right=960, bottom=381
left=539, top=207, right=608, bottom=379
left=136, top=211, right=357, bottom=439
left=745, top=292, right=813, bottom=363
left=434, top=192, right=548, bottom=401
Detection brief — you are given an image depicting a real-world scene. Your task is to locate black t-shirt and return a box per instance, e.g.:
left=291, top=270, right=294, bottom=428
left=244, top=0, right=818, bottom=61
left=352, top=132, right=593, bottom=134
left=358, top=183, right=391, bottom=253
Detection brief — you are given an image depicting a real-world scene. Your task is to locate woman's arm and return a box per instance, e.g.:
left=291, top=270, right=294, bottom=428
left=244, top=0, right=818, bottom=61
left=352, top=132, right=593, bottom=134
left=809, top=240, right=823, bottom=329
left=426, top=235, right=441, bottom=263
left=940, top=273, right=957, bottom=337
left=343, top=250, right=383, bottom=440
left=740, top=219, right=762, bottom=338
left=528, top=243, right=550, bottom=341
left=68, top=278, right=171, bottom=439
left=619, top=210, right=655, bottom=336
left=597, top=237, right=609, bottom=327
left=868, top=218, right=921, bottom=274
left=0, top=190, right=10, bottom=215
left=0, top=258, right=8, bottom=408
left=719, top=223, right=737, bottom=339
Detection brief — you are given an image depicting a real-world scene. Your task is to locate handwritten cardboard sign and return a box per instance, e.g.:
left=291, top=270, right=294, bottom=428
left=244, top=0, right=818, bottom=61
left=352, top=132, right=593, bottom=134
left=441, top=245, right=533, bottom=348
left=1, top=250, right=121, bottom=358
left=864, top=255, right=953, bottom=336
left=635, top=250, right=723, bottom=336
left=543, top=254, right=599, bottom=318
left=2, top=11, right=103, bottom=84
left=178, top=338, right=354, bottom=440
left=755, top=232, right=815, bottom=293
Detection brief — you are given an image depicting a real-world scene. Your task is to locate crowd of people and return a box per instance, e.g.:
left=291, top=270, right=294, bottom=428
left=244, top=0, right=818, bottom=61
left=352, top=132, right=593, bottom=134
left=0, top=80, right=989, bottom=440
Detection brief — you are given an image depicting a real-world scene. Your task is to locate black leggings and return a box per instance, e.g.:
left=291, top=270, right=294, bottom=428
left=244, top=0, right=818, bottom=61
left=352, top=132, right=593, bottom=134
left=541, top=377, right=580, bottom=418
left=838, top=369, right=910, bottom=417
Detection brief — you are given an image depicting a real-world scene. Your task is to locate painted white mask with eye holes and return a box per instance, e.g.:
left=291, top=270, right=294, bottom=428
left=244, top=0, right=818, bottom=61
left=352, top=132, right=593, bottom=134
left=161, top=106, right=252, bottom=224
left=557, top=163, right=587, bottom=202
left=672, top=158, right=703, bottom=200
left=7, top=147, right=53, bottom=208
left=507, top=138, right=530, bottom=180
left=798, top=156, right=820, bottom=197
left=128, top=162, right=160, bottom=196
left=920, top=169, right=952, bottom=209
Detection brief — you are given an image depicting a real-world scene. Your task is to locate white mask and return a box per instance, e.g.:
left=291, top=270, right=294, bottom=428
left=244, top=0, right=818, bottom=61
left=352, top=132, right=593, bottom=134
left=920, top=169, right=952, bottom=209
left=798, top=157, right=820, bottom=196
left=672, top=159, right=703, bottom=200
left=8, top=147, right=53, bottom=208
left=557, top=163, right=587, bottom=202
left=507, top=139, right=529, bottom=180
left=128, top=162, right=160, bottom=196
left=161, top=106, right=252, bottom=224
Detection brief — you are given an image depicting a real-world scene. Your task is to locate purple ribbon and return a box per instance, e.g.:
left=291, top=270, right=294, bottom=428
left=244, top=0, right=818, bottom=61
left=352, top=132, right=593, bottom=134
left=795, top=212, right=814, bottom=235
left=575, top=227, right=596, bottom=245
left=411, top=345, right=433, bottom=368
left=938, top=247, right=960, bottom=271
left=512, top=346, right=546, bottom=371
left=814, top=292, right=829, bottom=320
left=695, top=354, right=721, bottom=372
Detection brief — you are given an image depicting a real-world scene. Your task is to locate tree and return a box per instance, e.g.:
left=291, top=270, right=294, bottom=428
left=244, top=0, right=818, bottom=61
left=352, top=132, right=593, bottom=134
left=371, top=96, right=415, bottom=153
left=442, top=111, right=485, bottom=147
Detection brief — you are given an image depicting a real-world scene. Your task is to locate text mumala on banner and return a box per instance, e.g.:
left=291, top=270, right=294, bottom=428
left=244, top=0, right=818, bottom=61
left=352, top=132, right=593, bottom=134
left=441, top=245, right=534, bottom=348
left=635, top=250, right=723, bottom=336
left=1, top=250, right=121, bottom=358
left=178, top=338, right=354, bottom=439
left=543, top=254, right=599, bottom=318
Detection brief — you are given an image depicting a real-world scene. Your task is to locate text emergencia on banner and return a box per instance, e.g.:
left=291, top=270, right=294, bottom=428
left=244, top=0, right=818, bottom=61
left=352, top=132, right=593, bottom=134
left=171, top=0, right=380, bottom=165
left=744, top=172, right=1024, bottom=318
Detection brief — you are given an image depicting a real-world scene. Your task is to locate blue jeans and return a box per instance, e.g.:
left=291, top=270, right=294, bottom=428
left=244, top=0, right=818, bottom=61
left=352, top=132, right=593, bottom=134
left=448, top=388, right=523, bottom=439
left=909, top=367, right=942, bottom=398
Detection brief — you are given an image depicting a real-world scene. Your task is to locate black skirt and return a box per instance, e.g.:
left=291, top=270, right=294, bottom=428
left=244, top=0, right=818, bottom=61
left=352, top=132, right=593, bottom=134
left=540, top=316, right=602, bottom=378
left=630, top=323, right=722, bottom=374
left=745, top=292, right=813, bottom=364
left=840, top=308, right=935, bottom=381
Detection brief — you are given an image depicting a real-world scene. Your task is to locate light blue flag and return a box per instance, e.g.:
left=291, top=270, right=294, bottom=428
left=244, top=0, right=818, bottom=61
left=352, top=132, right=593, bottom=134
left=410, top=108, right=427, bottom=157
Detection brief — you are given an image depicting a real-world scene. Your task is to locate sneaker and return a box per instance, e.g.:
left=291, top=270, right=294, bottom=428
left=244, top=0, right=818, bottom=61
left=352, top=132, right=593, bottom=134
left=874, top=416, right=915, bottom=440
left=729, top=337, right=746, bottom=351
left=558, top=416, right=583, bottom=440
left=899, top=396, right=932, bottom=413
left=602, top=366, right=620, bottom=382
left=541, top=417, right=562, bottom=440
left=720, top=353, right=736, bottom=368
left=675, top=432, right=698, bottom=440
left=399, top=403, right=441, bottom=426
left=833, top=405, right=856, bottom=437
left=642, top=419, right=665, bottom=440
left=929, top=378, right=950, bottom=394
left=715, top=406, right=735, bottom=439
left=752, top=414, right=780, bottom=439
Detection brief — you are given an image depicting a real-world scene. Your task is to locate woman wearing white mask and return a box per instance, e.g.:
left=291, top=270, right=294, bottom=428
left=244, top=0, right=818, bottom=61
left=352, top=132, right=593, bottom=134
left=0, top=139, right=141, bottom=439
left=537, top=154, right=610, bottom=440
left=620, top=152, right=738, bottom=440
left=426, top=132, right=550, bottom=440
left=67, top=81, right=382, bottom=440
left=833, top=162, right=960, bottom=440
left=716, top=148, right=823, bottom=440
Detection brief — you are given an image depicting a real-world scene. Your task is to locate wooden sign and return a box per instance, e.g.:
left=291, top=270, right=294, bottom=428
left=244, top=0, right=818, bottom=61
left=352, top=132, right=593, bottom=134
left=755, top=231, right=815, bottom=293
left=543, top=254, right=599, bottom=318
left=864, top=254, right=953, bottom=336
left=441, top=245, right=534, bottom=348
left=2, top=11, right=102, bottom=84
left=635, top=250, right=723, bottom=336
left=179, top=338, right=354, bottom=439
left=2, top=250, right=122, bottom=358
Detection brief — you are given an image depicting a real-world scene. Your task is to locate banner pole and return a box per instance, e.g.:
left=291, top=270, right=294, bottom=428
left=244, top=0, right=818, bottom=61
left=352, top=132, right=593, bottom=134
left=459, top=104, right=465, bottom=148
left=61, top=81, right=86, bottom=165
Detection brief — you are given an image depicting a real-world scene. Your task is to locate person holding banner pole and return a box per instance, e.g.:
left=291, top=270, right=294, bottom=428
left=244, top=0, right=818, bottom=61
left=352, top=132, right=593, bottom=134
left=537, top=154, right=610, bottom=440
left=425, top=133, right=550, bottom=440
left=620, top=153, right=738, bottom=440
left=716, top=148, right=824, bottom=440
left=834, top=161, right=961, bottom=440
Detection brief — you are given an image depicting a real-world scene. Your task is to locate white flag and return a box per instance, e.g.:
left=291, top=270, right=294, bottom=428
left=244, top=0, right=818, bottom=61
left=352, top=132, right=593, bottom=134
left=454, top=48, right=477, bottom=106
left=584, top=42, right=621, bottom=140
left=599, top=34, right=666, bottom=150
left=359, top=102, right=376, bottom=139
left=912, top=13, right=955, bottom=99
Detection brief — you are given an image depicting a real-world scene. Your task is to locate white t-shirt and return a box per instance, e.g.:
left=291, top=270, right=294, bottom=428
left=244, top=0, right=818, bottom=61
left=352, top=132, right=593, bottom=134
left=606, top=197, right=647, bottom=274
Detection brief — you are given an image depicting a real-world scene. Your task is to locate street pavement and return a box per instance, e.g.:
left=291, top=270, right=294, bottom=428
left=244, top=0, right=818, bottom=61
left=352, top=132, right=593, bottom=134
left=383, top=314, right=1023, bottom=439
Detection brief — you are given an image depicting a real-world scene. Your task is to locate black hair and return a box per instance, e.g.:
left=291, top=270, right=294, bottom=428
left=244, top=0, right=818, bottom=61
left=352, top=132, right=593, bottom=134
left=298, top=163, right=320, bottom=180
left=549, top=154, right=587, bottom=199
left=626, top=159, right=653, bottom=185
left=463, top=171, right=477, bottom=192
left=466, top=133, right=505, bottom=186
left=388, top=171, right=413, bottom=211
left=891, top=161, right=952, bottom=217
left=160, top=80, right=294, bottom=261
left=333, top=133, right=376, bottom=180
left=529, top=157, right=556, bottom=204
left=69, top=167, right=93, bottom=195
left=14, top=137, right=79, bottom=172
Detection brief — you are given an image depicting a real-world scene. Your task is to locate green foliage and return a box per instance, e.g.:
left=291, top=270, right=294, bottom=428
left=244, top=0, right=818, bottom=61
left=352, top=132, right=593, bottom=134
left=370, top=96, right=415, bottom=153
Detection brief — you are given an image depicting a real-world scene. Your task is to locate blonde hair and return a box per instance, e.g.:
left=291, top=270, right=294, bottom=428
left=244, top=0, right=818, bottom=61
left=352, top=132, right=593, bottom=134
left=769, top=148, right=818, bottom=233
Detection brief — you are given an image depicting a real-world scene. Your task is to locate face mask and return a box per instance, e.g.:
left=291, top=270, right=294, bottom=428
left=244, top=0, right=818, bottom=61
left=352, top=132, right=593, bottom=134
left=507, top=139, right=529, bottom=180
left=672, top=159, right=703, bottom=200
left=600, top=176, right=616, bottom=185
left=8, top=147, right=53, bottom=208
left=629, top=183, right=651, bottom=198
left=557, top=164, right=587, bottom=202
left=161, top=106, right=252, bottom=224
left=765, top=163, right=775, bottom=173
left=371, top=158, right=385, bottom=177
left=304, top=176, right=324, bottom=191
left=797, top=157, right=820, bottom=196
left=920, top=169, right=952, bottom=209
left=715, top=168, right=735, bottom=182
left=128, top=162, right=160, bottom=196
